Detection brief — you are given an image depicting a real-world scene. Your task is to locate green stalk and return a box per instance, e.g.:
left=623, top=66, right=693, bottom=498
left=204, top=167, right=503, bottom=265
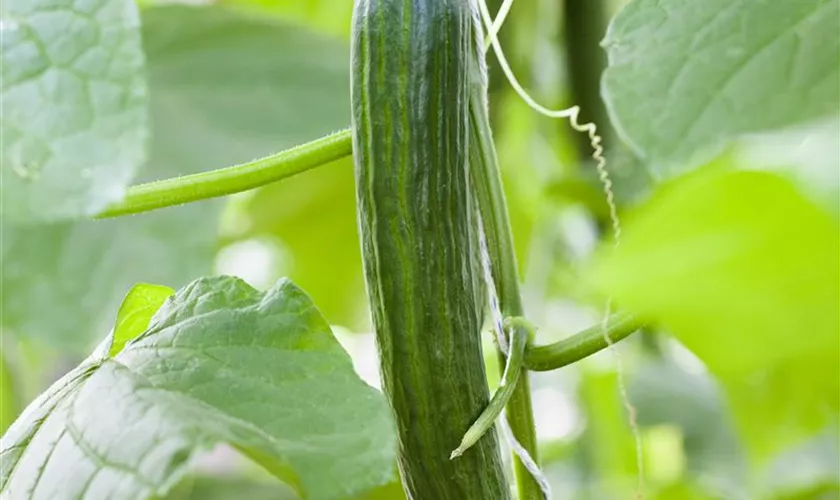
left=469, top=59, right=542, bottom=499
left=96, top=129, right=352, bottom=218
left=524, top=313, right=642, bottom=371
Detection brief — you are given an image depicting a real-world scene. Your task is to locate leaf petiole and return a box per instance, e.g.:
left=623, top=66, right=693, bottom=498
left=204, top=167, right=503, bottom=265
left=96, top=128, right=352, bottom=218
left=524, top=312, right=642, bottom=372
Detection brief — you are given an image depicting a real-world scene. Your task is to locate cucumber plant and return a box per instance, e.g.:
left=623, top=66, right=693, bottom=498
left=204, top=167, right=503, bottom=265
left=1, top=0, right=837, bottom=499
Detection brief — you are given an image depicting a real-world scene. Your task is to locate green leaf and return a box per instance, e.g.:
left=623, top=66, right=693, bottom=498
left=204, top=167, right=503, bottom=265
left=592, top=167, right=839, bottom=375
left=0, top=210, right=218, bottom=352
left=737, top=118, right=839, bottom=219
left=0, top=276, right=396, bottom=500
left=1, top=0, right=148, bottom=222
left=1, top=5, right=352, bottom=351
left=590, top=166, right=839, bottom=458
left=602, top=0, right=840, bottom=174
left=109, top=284, right=173, bottom=356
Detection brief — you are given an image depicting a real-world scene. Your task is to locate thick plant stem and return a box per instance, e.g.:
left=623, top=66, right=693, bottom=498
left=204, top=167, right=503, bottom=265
left=469, top=67, right=543, bottom=500
left=96, top=129, right=352, bottom=218
left=525, top=313, right=641, bottom=371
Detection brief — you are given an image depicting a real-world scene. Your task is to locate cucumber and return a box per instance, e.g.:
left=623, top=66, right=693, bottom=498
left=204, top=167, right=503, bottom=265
left=351, top=0, right=509, bottom=498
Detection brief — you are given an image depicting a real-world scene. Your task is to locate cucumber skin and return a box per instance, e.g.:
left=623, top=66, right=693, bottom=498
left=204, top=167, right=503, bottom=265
left=351, top=0, right=509, bottom=498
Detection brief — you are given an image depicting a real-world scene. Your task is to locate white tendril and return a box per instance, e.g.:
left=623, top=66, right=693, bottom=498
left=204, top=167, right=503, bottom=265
left=477, top=210, right=509, bottom=355
left=485, top=0, right=514, bottom=50
left=500, top=413, right=553, bottom=499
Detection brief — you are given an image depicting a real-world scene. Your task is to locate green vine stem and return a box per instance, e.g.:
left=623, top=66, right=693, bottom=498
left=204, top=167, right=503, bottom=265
left=525, top=313, right=642, bottom=371
left=95, top=129, right=352, bottom=219
left=468, top=61, right=543, bottom=499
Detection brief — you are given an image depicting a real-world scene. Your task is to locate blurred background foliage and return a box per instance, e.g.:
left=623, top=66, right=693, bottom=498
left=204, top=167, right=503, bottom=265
left=1, top=0, right=838, bottom=499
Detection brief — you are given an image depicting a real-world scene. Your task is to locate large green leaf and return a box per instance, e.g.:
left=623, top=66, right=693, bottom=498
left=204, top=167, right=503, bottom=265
left=590, top=165, right=839, bottom=458
left=602, top=0, right=839, bottom=174
left=0, top=276, right=396, bottom=500
left=0, top=0, right=147, bottom=222
left=1, top=5, right=351, bottom=351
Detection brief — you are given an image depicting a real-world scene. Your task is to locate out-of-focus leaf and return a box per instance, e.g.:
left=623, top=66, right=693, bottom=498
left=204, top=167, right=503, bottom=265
left=1, top=0, right=147, bottom=222
left=773, top=484, right=840, bottom=500
left=651, top=482, right=716, bottom=500
left=738, top=118, right=839, bottom=219
left=590, top=166, right=839, bottom=459
left=236, top=157, right=366, bottom=329
left=761, top=433, right=839, bottom=499
left=0, top=276, right=396, bottom=500
left=165, top=474, right=296, bottom=500
left=357, top=479, right=406, bottom=500
left=724, top=357, right=838, bottom=461
left=1, top=5, right=350, bottom=351
left=577, top=369, right=640, bottom=497
left=148, top=3, right=354, bottom=329
left=630, top=357, right=748, bottom=498
left=109, top=283, right=173, bottom=356
left=591, top=167, right=838, bottom=376
left=219, top=0, right=353, bottom=38
left=602, top=0, right=839, bottom=175
left=493, top=93, right=549, bottom=274
left=165, top=473, right=405, bottom=500
left=140, top=5, right=349, bottom=160
left=0, top=354, right=18, bottom=434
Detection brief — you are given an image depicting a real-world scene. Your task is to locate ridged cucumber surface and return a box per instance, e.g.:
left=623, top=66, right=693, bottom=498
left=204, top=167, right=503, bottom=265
left=351, top=0, right=510, bottom=498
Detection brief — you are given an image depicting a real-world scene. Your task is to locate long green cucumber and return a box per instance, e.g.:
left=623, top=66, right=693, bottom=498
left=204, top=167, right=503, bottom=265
left=351, top=0, right=509, bottom=498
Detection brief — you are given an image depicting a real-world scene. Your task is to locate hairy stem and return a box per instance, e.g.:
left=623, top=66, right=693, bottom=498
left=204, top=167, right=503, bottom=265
left=525, top=313, right=642, bottom=371
left=96, top=129, right=352, bottom=218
